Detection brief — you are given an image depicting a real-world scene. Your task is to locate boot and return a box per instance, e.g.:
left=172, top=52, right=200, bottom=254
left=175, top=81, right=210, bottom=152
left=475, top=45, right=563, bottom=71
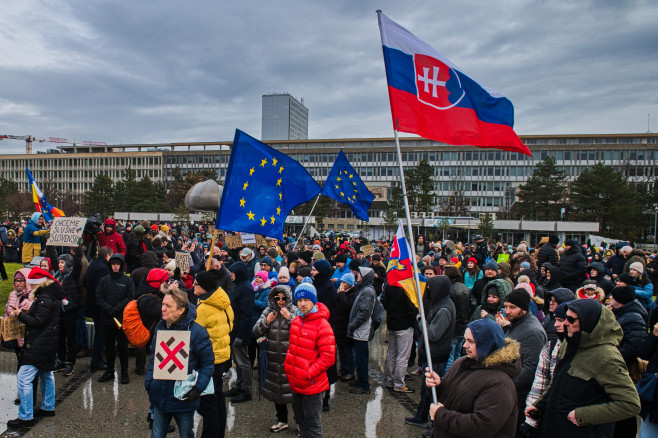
left=98, top=370, right=115, bottom=382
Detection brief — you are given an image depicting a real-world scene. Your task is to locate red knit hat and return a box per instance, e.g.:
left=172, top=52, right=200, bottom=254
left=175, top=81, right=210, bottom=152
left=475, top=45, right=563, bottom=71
left=147, top=268, right=169, bottom=288
left=467, top=257, right=478, bottom=264
left=27, top=266, right=59, bottom=285
left=150, top=224, right=159, bottom=231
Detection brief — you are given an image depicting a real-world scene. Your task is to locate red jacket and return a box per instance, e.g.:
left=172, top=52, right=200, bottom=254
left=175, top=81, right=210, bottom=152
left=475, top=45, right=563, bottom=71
left=284, top=302, right=335, bottom=395
left=97, top=219, right=126, bottom=256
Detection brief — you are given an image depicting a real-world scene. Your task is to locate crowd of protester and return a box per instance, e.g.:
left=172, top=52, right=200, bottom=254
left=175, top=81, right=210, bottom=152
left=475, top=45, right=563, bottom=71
left=2, top=214, right=658, bottom=437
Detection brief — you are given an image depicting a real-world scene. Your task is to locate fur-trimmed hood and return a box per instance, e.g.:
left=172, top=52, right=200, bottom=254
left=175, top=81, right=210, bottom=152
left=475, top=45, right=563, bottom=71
left=481, top=338, right=521, bottom=370
left=576, top=285, right=605, bottom=302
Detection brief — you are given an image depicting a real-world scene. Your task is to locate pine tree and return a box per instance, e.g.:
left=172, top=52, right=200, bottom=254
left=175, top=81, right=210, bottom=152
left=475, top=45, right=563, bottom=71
left=84, top=174, right=115, bottom=218
left=516, top=157, right=566, bottom=220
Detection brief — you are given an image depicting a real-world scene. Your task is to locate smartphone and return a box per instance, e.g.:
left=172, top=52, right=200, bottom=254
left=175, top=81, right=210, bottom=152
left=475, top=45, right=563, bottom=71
left=500, top=309, right=506, bottom=318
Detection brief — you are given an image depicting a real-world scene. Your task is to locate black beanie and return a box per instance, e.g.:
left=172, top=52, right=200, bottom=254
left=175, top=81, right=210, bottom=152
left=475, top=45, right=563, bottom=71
left=335, top=254, right=347, bottom=264
left=611, top=286, right=635, bottom=305
left=298, top=251, right=313, bottom=265
left=196, top=270, right=218, bottom=292
left=371, top=254, right=382, bottom=261
left=548, top=234, right=559, bottom=245
left=349, top=259, right=362, bottom=271
left=298, top=266, right=312, bottom=278
left=506, top=289, right=531, bottom=311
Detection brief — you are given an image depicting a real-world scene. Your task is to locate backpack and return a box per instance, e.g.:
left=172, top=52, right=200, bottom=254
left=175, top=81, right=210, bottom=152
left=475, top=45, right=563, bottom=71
left=368, top=296, right=385, bottom=341
left=122, top=294, right=161, bottom=348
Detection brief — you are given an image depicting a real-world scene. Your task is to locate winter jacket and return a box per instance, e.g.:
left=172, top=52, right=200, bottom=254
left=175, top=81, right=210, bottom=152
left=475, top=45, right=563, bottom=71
left=536, top=306, right=641, bottom=437
left=510, top=252, right=538, bottom=279
left=587, top=262, right=615, bottom=297
left=575, top=285, right=606, bottom=303
left=284, top=302, right=335, bottom=395
left=626, top=275, right=654, bottom=310
left=145, top=304, right=214, bottom=413
left=55, top=250, right=83, bottom=313
left=637, top=331, right=658, bottom=422
left=228, top=262, right=254, bottom=342
left=3, top=268, right=33, bottom=347
left=463, top=269, right=482, bottom=291
left=252, top=279, right=273, bottom=329
left=604, top=253, right=626, bottom=277
left=504, top=312, right=547, bottom=400
left=131, top=251, right=160, bottom=288
left=313, top=269, right=338, bottom=329
left=4, top=233, right=20, bottom=262
left=470, top=279, right=512, bottom=322
left=431, top=339, right=522, bottom=438
left=544, top=265, right=562, bottom=291
left=449, top=279, right=471, bottom=336
left=471, top=275, right=498, bottom=309
left=370, top=263, right=387, bottom=294
left=537, top=243, right=559, bottom=270
left=97, top=219, right=126, bottom=256
left=18, top=281, right=65, bottom=370
left=611, top=299, right=647, bottom=363
left=559, top=246, right=588, bottom=289
left=542, top=288, right=575, bottom=341
left=330, top=260, right=352, bottom=287
left=335, top=285, right=358, bottom=343
left=419, top=275, right=456, bottom=364
left=135, top=280, right=165, bottom=335
left=95, top=254, right=135, bottom=325
left=383, top=283, right=417, bottom=332
left=253, top=285, right=297, bottom=404
left=347, top=268, right=377, bottom=341
left=196, top=285, right=233, bottom=365
left=22, top=212, right=49, bottom=263
left=623, top=248, right=647, bottom=274
left=84, top=256, right=110, bottom=319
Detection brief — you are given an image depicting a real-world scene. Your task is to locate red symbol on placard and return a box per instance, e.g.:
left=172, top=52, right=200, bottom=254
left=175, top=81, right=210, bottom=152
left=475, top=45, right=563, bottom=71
left=157, top=337, right=188, bottom=372
left=414, top=54, right=465, bottom=110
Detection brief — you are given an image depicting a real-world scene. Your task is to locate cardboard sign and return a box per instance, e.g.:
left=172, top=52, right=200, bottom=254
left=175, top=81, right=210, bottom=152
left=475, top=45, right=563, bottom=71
left=154, top=330, right=191, bottom=380
left=225, top=235, right=243, bottom=249
left=1, top=316, right=25, bottom=341
left=360, top=244, right=375, bottom=257
left=175, top=252, right=191, bottom=274
left=46, top=217, right=87, bottom=247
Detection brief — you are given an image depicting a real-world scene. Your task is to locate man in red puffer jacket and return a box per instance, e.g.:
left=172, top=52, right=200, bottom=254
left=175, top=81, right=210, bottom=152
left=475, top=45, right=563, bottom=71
left=97, top=218, right=126, bottom=256
left=284, top=281, right=335, bottom=437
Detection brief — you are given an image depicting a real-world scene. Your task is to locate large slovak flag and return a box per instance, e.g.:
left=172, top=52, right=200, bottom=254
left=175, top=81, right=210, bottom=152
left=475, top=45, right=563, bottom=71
left=386, top=220, right=426, bottom=309
left=377, top=11, right=531, bottom=155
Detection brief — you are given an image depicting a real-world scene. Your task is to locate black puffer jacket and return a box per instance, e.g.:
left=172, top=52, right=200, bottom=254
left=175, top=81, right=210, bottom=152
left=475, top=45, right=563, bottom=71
left=95, top=254, right=135, bottom=325
left=313, top=268, right=338, bottom=329
left=131, top=251, right=160, bottom=288
left=84, top=256, right=110, bottom=319
left=449, top=279, right=471, bottom=337
left=383, top=283, right=417, bottom=332
left=335, top=285, right=359, bottom=343
left=18, top=281, right=65, bottom=370
left=559, top=246, right=588, bottom=289
left=537, top=243, right=559, bottom=269
left=612, top=299, right=648, bottom=363
left=228, top=261, right=254, bottom=342
left=253, top=285, right=296, bottom=405
left=57, top=251, right=83, bottom=314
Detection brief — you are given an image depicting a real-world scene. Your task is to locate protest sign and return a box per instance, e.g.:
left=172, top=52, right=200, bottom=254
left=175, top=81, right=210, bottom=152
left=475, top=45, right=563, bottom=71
left=154, top=330, right=191, bottom=380
left=1, top=316, right=25, bottom=342
left=46, top=217, right=87, bottom=247
left=360, top=244, right=375, bottom=257
left=175, top=252, right=191, bottom=274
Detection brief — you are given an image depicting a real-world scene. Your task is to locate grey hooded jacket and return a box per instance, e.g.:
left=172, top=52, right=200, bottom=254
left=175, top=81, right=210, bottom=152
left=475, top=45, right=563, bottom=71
left=347, top=267, right=377, bottom=341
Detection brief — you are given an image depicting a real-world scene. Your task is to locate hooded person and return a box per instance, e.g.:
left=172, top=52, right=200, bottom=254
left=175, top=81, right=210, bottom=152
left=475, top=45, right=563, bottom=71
left=532, top=300, right=641, bottom=437
left=54, top=251, right=83, bottom=376
left=619, top=265, right=654, bottom=311
left=97, top=218, right=127, bottom=256
left=406, top=275, right=456, bottom=428
left=544, top=265, right=562, bottom=291
left=252, top=270, right=275, bottom=333
left=22, top=213, right=49, bottom=264
left=470, top=279, right=512, bottom=322
left=335, top=272, right=359, bottom=382
left=425, top=318, right=522, bottom=438
left=608, top=285, right=648, bottom=365
left=470, top=260, right=501, bottom=311
left=130, top=250, right=160, bottom=288
left=588, top=262, right=615, bottom=298
left=542, top=288, right=575, bottom=341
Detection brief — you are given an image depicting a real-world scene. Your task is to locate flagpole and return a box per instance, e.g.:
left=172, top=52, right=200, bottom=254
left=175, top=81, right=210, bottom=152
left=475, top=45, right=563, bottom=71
left=295, top=194, right=320, bottom=250
left=393, top=127, right=437, bottom=404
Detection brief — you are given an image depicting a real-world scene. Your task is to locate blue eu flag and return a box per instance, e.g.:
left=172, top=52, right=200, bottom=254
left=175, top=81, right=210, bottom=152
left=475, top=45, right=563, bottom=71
left=216, top=130, right=321, bottom=238
left=321, top=150, right=375, bottom=221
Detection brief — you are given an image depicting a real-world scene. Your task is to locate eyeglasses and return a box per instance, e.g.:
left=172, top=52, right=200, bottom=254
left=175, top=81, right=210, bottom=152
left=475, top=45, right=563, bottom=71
left=275, top=296, right=286, bottom=301
left=566, top=316, right=579, bottom=324
left=14, top=279, right=25, bottom=283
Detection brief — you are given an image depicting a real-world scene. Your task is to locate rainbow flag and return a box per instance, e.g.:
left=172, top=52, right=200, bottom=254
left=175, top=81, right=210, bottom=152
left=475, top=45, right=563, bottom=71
left=26, top=167, right=65, bottom=221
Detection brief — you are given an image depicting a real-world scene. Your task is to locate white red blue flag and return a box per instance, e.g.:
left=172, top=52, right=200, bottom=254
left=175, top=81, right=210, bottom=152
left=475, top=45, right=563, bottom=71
left=386, top=220, right=426, bottom=309
left=377, top=11, right=531, bottom=155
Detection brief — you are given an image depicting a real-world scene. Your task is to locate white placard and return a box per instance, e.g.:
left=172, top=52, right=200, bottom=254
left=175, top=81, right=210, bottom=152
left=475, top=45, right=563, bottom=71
left=46, top=217, right=87, bottom=247
left=153, top=330, right=191, bottom=380
left=175, top=252, right=191, bottom=274
left=241, top=233, right=256, bottom=244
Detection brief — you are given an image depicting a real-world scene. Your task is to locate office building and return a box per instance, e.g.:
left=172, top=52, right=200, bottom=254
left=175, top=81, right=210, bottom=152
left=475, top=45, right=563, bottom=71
left=261, top=93, right=309, bottom=140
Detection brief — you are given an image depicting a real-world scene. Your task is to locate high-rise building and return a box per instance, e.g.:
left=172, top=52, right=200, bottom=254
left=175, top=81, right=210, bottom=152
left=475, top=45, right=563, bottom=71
left=261, top=93, right=308, bottom=140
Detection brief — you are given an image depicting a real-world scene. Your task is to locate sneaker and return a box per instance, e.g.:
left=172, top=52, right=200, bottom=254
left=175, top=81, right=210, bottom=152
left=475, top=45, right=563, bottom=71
left=34, top=409, right=56, bottom=418
left=349, top=386, right=371, bottom=394
left=231, top=391, right=252, bottom=403
left=7, top=418, right=34, bottom=429
left=98, top=371, right=115, bottom=382
left=63, top=364, right=74, bottom=377
left=270, top=422, right=289, bottom=433
left=394, top=386, right=415, bottom=393
left=54, top=361, right=66, bottom=372
left=405, top=416, right=429, bottom=428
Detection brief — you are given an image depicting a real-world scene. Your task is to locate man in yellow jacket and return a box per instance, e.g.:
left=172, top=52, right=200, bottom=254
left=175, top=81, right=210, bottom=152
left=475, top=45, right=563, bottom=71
left=193, top=270, right=234, bottom=438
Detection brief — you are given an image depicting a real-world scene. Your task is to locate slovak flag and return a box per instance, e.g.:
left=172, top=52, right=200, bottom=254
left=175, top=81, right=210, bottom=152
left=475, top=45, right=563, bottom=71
left=377, top=11, right=531, bottom=156
left=26, top=167, right=65, bottom=222
left=386, top=220, right=426, bottom=309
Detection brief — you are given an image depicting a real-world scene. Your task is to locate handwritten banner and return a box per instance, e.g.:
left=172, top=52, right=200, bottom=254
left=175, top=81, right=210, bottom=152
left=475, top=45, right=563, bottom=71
left=46, top=217, right=87, bottom=247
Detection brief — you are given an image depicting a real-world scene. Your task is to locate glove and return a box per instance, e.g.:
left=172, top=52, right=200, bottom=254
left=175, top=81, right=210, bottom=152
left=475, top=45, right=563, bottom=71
left=184, top=387, right=201, bottom=402
left=234, top=338, right=243, bottom=347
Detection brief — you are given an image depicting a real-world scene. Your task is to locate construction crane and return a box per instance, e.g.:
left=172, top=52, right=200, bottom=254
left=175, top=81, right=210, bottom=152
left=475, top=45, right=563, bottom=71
left=0, top=135, right=106, bottom=154
left=0, top=134, right=46, bottom=154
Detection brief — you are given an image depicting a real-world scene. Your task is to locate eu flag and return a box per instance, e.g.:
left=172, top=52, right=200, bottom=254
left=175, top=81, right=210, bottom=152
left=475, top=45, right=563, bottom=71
left=216, top=130, right=321, bottom=239
left=321, top=150, right=375, bottom=221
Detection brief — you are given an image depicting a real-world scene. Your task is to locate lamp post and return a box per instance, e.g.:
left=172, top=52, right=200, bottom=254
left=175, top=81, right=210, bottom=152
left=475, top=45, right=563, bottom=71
left=654, top=206, right=657, bottom=246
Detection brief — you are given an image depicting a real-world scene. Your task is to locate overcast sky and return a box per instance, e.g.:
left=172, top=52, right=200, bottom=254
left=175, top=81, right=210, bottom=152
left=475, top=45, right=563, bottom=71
left=1, top=0, right=657, bottom=155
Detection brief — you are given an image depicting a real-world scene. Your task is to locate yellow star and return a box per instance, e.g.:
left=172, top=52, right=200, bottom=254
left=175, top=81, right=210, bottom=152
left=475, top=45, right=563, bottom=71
left=335, top=185, right=339, bottom=189
left=260, top=217, right=267, bottom=226
left=260, top=158, right=267, bottom=167
left=349, top=173, right=353, bottom=179
left=355, top=188, right=358, bottom=193
left=276, top=178, right=282, bottom=186
left=243, top=181, right=249, bottom=190
left=239, top=198, right=246, bottom=207
left=249, top=167, right=255, bottom=176
left=272, top=157, right=278, bottom=167
left=279, top=192, right=283, bottom=201
left=349, top=198, right=354, bottom=203
left=337, top=176, right=341, bottom=181
left=270, top=216, right=275, bottom=224
left=353, top=181, right=357, bottom=186
left=278, top=166, right=284, bottom=174
left=340, top=191, right=344, bottom=197
left=247, top=211, right=255, bottom=220
left=276, top=207, right=281, bottom=215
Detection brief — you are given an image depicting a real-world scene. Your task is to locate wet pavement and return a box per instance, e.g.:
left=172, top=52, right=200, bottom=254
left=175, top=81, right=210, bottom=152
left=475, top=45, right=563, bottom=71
left=0, top=327, right=429, bottom=437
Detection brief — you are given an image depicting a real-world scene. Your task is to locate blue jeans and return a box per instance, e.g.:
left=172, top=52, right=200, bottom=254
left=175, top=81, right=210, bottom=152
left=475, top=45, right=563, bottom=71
left=445, top=336, right=464, bottom=371
left=76, top=307, right=89, bottom=348
left=152, top=407, right=194, bottom=438
left=641, top=418, right=658, bottom=437
left=415, top=362, right=445, bottom=421
left=337, top=341, right=355, bottom=375
left=17, top=365, right=55, bottom=420
left=354, top=340, right=370, bottom=390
